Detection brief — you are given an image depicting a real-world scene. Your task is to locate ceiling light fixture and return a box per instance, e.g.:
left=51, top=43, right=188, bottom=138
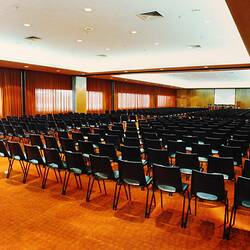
left=84, top=7, right=92, bottom=12
left=105, top=48, right=111, bottom=51
left=24, top=23, right=31, bottom=27
left=56, top=70, right=61, bottom=72
left=154, top=42, right=160, bottom=46
left=24, top=65, right=29, bottom=68
left=84, top=26, right=94, bottom=32
left=76, top=39, right=83, bottom=42
left=130, top=30, right=137, bottom=34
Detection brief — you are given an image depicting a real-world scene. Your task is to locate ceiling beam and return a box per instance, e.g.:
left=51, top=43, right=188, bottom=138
left=226, top=0, right=250, bottom=56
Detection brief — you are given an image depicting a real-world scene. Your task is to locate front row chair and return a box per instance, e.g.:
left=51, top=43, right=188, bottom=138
left=148, top=165, right=189, bottom=227
left=87, top=154, right=119, bottom=202
left=113, top=160, right=152, bottom=218
left=187, top=170, right=229, bottom=238
left=227, top=176, right=250, bottom=239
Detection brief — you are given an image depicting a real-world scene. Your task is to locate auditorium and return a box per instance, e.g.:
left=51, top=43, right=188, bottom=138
left=0, top=0, right=249, bottom=249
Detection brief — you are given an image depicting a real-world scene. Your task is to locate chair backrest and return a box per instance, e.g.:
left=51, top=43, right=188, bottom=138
left=123, top=137, right=140, bottom=147
left=44, top=136, right=59, bottom=150
left=8, top=141, right=26, bottom=160
left=143, top=138, right=162, bottom=150
left=235, top=176, right=250, bottom=206
left=219, top=145, right=242, bottom=165
left=98, top=143, right=117, bottom=160
left=105, top=135, right=120, bottom=148
left=167, top=140, right=186, bottom=154
left=207, top=156, right=235, bottom=180
left=24, top=145, right=44, bottom=164
left=57, top=131, right=69, bottom=139
left=147, top=148, right=170, bottom=166
left=153, top=165, right=183, bottom=193
left=65, top=151, right=86, bottom=171
left=60, top=138, right=76, bottom=152
left=242, top=159, right=250, bottom=178
left=142, top=132, right=158, bottom=140
left=0, top=140, right=10, bottom=157
left=80, top=127, right=91, bottom=136
left=182, top=135, right=198, bottom=146
left=78, top=140, right=95, bottom=155
left=90, top=154, right=115, bottom=179
left=88, top=133, right=101, bottom=144
left=72, top=132, right=84, bottom=142
left=118, top=159, right=146, bottom=186
left=44, top=148, right=65, bottom=169
left=204, top=137, right=222, bottom=150
left=125, top=131, right=139, bottom=138
left=175, top=151, right=200, bottom=170
left=30, top=134, right=44, bottom=148
left=121, top=145, right=141, bottom=161
left=191, top=170, right=226, bottom=201
left=192, top=143, right=212, bottom=157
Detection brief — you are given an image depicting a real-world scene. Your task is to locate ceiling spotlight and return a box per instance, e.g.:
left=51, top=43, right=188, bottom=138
left=24, top=65, right=29, bottom=68
left=130, top=30, right=137, bottom=34
left=24, top=23, right=31, bottom=27
left=84, top=26, right=94, bottom=32
left=160, top=68, right=164, bottom=71
left=84, top=7, right=93, bottom=12
left=56, top=70, right=61, bottom=72
left=76, top=39, right=83, bottom=42
left=154, top=42, right=160, bottom=46
left=105, top=48, right=111, bottom=51
left=204, top=66, right=208, bottom=68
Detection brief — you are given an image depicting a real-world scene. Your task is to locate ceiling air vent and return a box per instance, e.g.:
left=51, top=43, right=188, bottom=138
left=137, top=11, right=163, bottom=21
left=97, top=54, right=107, bottom=57
left=25, top=36, right=41, bottom=41
left=188, top=44, right=201, bottom=49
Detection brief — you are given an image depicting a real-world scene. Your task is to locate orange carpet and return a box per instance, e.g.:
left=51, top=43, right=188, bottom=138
left=0, top=158, right=250, bottom=250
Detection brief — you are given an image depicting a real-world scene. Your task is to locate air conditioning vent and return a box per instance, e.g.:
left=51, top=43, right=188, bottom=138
left=25, top=36, right=41, bottom=41
left=137, top=11, right=163, bottom=21
left=188, top=44, right=201, bottom=48
left=97, top=54, right=107, bottom=57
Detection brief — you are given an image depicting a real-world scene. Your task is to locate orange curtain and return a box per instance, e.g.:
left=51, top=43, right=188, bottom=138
left=0, top=68, right=22, bottom=117
left=26, top=71, right=72, bottom=115
left=87, top=78, right=112, bottom=112
left=114, top=81, right=176, bottom=109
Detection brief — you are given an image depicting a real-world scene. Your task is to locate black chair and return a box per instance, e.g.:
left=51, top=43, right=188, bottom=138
left=142, top=132, right=158, bottom=140
left=80, top=127, right=91, bottom=137
left=43, top=148, right=67, bottom=189
left=146, top=148, right=170, bottom=167
left=30, top=134, right=45, bottom=149
left=143, top=138, right=162, bottom=150
left=60, top=138, right=77, bottom=152
left=228, top=139, right=248, bottom=158
left=98, top=143, right=117, bottom=161
left=125, top=131, right=139, bottom=138
left=57, top=130, right=69, bottom=139
left=123, top=137, right=141, bottom=147
left=4, top=125, right=15, bottom=140
left=148, top=165, right=189, bottom=227
left=182, top=135, right=198, bottom=148
left=44, top=135, right=61, bottom=152
left=78, top=140, right=95, bottom=158
left=207, top=156, right=235, bottom=180
left=88, top=133, right=102, bottom=147
left=120, top=145, right=146, bottom=164
left=0, top=140, right=11, bottom=175
left=105, top=135, right=121, bottom=149
left=219, top=145, right=242, bottom=166
left=63, top=151, right=91, bottom=195
left=175, top=151, right=200, bottom=175
left=72, top=132, right=84, bottom=143
left=242, top=159, right=250, bottom=178
left=7, top=141, right=27, bottom=181
left=192, top=143, right=212, bottom=163
left=14, top=126, right=29, bottom=143
left=87, top=154, right=119, bottom=202
left=188, top=170, right=228, bottom=238
left=166, top=140, right=186, bottom=162
left=162, top=134, right=177, bottom=146
left=227, top=176, right=250, bottom=239
left=114, top=160, right=152, bottom=217
left=204, top=137, right=222, bottom=154
left=24, top=145, right=45, bottom=184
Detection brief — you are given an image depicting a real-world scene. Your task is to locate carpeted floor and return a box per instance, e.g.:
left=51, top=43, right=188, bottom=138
left=0, top=157, right=250, bottom=250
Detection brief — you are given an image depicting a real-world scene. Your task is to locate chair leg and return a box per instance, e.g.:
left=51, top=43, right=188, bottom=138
left=181, top=193, right=186, bottom=228
left=86, top=176, right=92, bottom=201
left=103, top=180, right=107, bottom=194
left=195, top=196, right=197, bottom=216
left=227, top=204, right=237, bottom=240
left=113, top=183, right=122, bottom=210
left=23, top=163, right=30, bottom=184
left=160, top=190, right=163, bottom=208
left=58, top=170, right=63, bottom=183
left=97, top=179, right=102, bottom=193
left=123, top=184, right=129, bottom=200
left=42, top=167, right=50, bottom=189
left=6, top=159, right=14, bottom=178
left=74, top=174, right=79, bottom=188
left=54, top=169, right=59, bottom=182
left=87, top=178, right=95, bottom=201
left=147, top=189, right=156, bottom=218
left=62, top=172, right=70, bottom=195
left=128, top=185, right=132, bottom=200
left=145, top=187, right=150, bottom=218
left=223, top=201, right=229, bottom=239
left=78, top=175, right=83, bottom=189
left=113, top=182, right=118, bottom=209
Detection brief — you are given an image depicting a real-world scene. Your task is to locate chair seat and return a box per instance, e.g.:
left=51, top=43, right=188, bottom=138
left=169, top=153, right=176, bottom=158
left=198, top=157, right=208, bottom=162
left=158, top=184, right=176, bottom=193
left=242, top=200, right=250, bottom=208
left=69, top=168, right=82, bottom=175
left=212, top=149, right=219, bottom=154
left=196, top=192, right=218, bottom=201
left=95, top=170, right=119, bottom=180
left=124, top=175, right=152, bottom=186
left=186, top=147, right=192, bottom=151
left=212, top=172, right=229, bottom=180
left=83, top=153, right=90, bottom=158
left=140, top=148, right=145, bottom=153
left=180, top=168, right=193, bottom=175
left=142, top=159, right=147, bottom=165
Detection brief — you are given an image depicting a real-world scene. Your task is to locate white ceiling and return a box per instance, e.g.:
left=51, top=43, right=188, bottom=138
left=0, top=0, right=249, bottom=74
left=115, top=70, right=250, bottom=88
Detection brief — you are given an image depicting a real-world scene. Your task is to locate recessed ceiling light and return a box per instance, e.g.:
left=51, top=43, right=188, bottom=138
left=204, top=66, right=208, bottom=68
left=56, top=70, right=61, bottom=72
left=154, top=42, right=160, bottom=46
left=76, top=39, right=83, bottom=43
left=84, top=26, right=94, bottom=32
left=130, top=30, right=137, bottom=34
left=24, top=65, right=29, bottom=68
left=188, top=44, right=201, bottom=49
left=124, top=70, right=128, bottom=73
left=160, top=68, right=164, bottom=71
left=84, top=7, right=93, bottom=12
left=24, top=23, right=31, bottom=27
left=105, top=48, right=111, bottom=51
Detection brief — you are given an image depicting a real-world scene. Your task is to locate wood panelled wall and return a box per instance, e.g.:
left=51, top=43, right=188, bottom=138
left=177, top=89, right=250, bottom=109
